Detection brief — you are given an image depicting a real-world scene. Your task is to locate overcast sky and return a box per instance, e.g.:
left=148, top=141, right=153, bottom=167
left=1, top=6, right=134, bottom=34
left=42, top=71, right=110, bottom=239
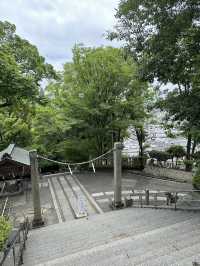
left=0, top=0, right=121, bottom=70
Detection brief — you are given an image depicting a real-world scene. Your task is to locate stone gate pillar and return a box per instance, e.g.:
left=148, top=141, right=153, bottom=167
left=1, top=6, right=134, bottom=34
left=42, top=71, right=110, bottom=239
left=29, top=150, right=44, bottom=227
left=113, top=142, right=123, bottom=208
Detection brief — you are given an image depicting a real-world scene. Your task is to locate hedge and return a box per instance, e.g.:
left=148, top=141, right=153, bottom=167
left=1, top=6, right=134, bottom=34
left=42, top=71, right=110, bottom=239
left=193, top=165, right=200, bottom=189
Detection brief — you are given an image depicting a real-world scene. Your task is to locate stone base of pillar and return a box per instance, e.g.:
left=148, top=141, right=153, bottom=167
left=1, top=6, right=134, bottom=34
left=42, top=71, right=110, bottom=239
left=110, top=200, right=124, bottom=210
left=32, top=218, right=45, bottom=229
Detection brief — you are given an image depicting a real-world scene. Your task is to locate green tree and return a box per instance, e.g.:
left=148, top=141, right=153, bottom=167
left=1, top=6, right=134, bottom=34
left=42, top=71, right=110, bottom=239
left=0, top=21, right=56, bottom=149
left=110, top=0, right=200, bottom=85
left=128, top=125, right=149, bottom=169
left=159, top=87, right=200, bottom=170
left=110, top=0, right=200, bottom=170
left=166, top=145, right=185, bottom=166
left=149, top=150, right=170, bottom=166
left=0, top=21, right=56, bottom=108
left=33, top=45, right=149, bottom=162
left=65, top=45, right=148, bottom=157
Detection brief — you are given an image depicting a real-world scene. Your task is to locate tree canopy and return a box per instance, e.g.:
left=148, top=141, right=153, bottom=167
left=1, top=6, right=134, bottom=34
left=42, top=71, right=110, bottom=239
left=0, top=21, right=56, bottom=150
left=110, top=0, right=200, bottom=87
left=32, top=45, right=150, bottom=161
left=0, top=21, right=56, bottom=108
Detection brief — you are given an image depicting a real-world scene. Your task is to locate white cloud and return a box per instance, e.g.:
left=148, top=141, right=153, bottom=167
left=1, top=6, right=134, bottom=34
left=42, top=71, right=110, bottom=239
left=0, top=0, right=121, bottom=70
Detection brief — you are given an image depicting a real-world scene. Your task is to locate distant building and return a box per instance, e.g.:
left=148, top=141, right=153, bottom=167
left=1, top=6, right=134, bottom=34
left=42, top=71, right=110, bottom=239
left=0, top=144, right=30, bottom=180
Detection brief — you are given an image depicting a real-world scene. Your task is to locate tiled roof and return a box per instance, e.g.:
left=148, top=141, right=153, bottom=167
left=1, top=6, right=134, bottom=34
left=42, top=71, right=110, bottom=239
left=0, top=144, right=30, bottom=166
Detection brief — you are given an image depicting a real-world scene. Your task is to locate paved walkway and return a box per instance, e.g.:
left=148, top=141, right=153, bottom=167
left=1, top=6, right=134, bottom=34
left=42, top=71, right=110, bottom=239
left=24, top=208, right=200, bottom=265
left=76, top=170, right=194, bottom=212
left=76, top=170, right=193, bottom=196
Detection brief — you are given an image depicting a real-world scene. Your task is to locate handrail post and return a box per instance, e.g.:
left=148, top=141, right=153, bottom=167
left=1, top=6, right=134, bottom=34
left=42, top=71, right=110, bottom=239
left=139, top=194, right=143, bottom=207
left=154, top=193, right=157, bottom=208
left=113, top=142, right=123, bottom=208
left=13, top=247, right=16, bottom=266
left=175, top=192, right=177, bottom=211
left=145, top=189, right=149, bottom=205
left=29, top=150, right=44, bottom=228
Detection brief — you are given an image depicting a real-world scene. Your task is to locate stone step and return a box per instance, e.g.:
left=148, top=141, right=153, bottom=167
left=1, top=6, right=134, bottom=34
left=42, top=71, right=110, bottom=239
left=27, top=208, right=196, bottom=239
left=131, top=228, right=200, bottom=265
left=49, top=177, right=74, bottom=222
left=138, top=241, right=200, bottom=266
left=24, top=208, right=200, bottom=265
left=35, top=223, right=200, bottom=266
left=174, top=253, right=200, bottom=266
left=27, top=208, right=198, bottom=241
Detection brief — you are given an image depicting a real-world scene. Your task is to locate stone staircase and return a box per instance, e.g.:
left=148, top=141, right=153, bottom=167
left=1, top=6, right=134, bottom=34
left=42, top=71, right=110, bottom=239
left=48, top=174, right=101, bottom=222
left=24, top=208, right=200, bottom=266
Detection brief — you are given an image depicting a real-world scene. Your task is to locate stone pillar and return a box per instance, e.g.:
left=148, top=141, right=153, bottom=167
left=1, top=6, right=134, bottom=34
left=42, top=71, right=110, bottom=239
left=29, top=150, right=44, bottom=227
left=113, top=142, right=123, bottom=208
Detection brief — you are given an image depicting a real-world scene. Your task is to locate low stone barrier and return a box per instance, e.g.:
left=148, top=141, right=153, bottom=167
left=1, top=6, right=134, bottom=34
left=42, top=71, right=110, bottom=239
left=144, top=166, right=193, bottom=183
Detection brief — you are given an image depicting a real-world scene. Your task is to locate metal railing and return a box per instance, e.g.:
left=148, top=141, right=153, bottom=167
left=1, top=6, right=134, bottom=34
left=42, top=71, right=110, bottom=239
left=0, top=197, right=12, bottom=218
left=1, top=183, right=6, bottom=194
left=125, top=190, right=200, bottom=211
left=1, top=197, right=9, bottom=217
left=193, top=262, right=200, bottom=266
left=0, top=218, right=29, bottom=266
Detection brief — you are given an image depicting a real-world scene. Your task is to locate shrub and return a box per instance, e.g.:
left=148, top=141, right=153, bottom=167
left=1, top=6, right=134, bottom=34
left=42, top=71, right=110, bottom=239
left=133, top=156, right=147, bottom=170
left=149, top=150, right=170, bottom=162
left=0, top=217, right=11, bottom=251
left=183, top=159, right=194, bottom=172
left=193, top=166, right=200, bottom=189
left=39, top=159, right=60, bottom=173
left=193, top=151, right=200, bottom=160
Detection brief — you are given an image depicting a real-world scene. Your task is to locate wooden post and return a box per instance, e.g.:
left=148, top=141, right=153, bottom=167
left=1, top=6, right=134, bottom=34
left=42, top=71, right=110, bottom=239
left=113, top=142, right=123, bottom=208
left=29, top=150, right=44, bottom=227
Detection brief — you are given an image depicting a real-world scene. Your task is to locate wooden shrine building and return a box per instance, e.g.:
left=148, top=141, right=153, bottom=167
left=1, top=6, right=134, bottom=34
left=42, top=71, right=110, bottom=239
left=0, top=144, right=30, bottom=180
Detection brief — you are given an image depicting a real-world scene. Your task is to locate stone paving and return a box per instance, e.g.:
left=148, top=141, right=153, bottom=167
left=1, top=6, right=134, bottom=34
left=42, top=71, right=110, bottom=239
left=8, top=170, right=200, bottom=265
left=76, top=170, right=194, bottom=212
left=23, top=208, right=200, bottom=266
left=76, top=170, right=193, bottom=196
left=9, top=178, right=58, bottom=227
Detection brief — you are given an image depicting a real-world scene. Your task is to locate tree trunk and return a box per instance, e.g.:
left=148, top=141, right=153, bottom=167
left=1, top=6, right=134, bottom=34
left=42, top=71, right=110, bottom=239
left=117, top=129, right=121, bottom=142
left=185, top=133, right=192, bottom=171
left=192, top=139, right=197, bottom=156
left=135, top=128, right=145, bottom=170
